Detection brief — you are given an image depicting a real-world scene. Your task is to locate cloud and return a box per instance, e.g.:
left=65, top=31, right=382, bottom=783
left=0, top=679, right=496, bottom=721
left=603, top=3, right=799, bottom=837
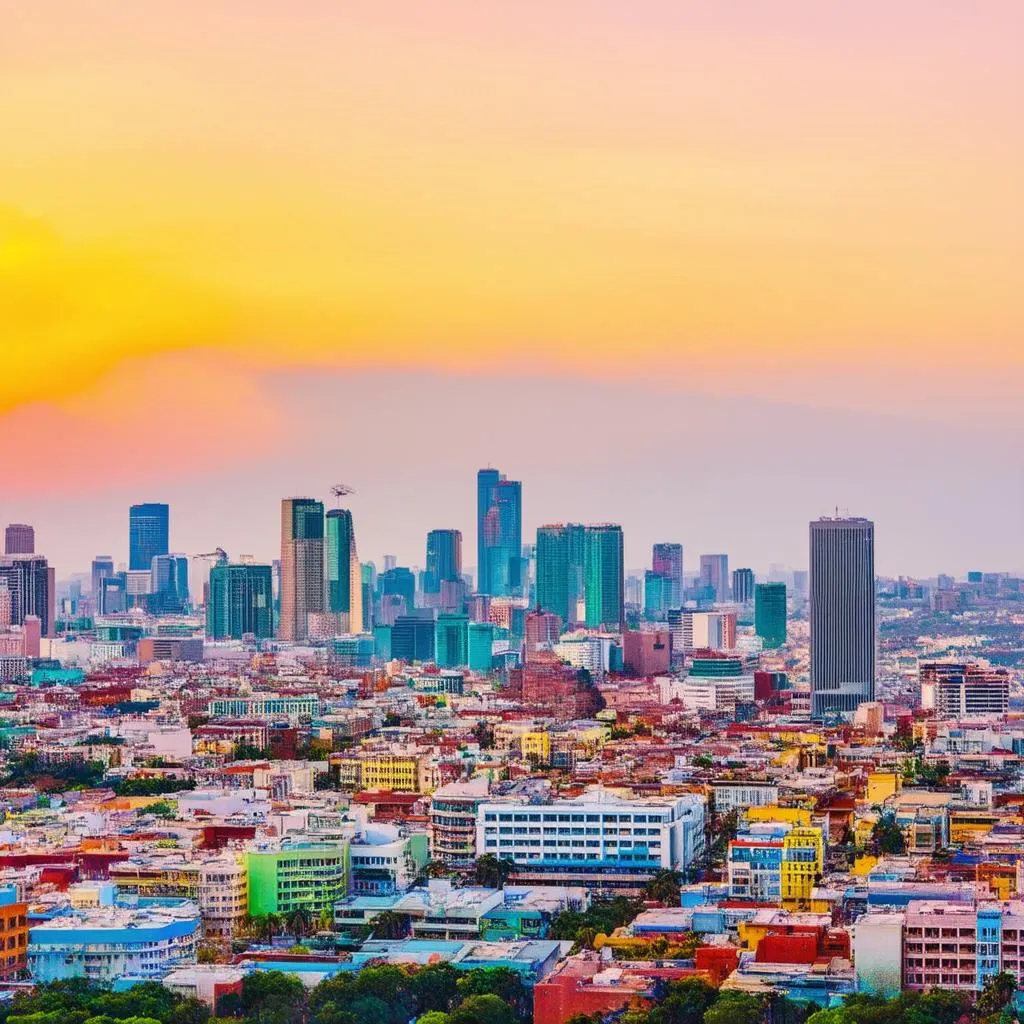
left=0, top=350, right=286, bottom=495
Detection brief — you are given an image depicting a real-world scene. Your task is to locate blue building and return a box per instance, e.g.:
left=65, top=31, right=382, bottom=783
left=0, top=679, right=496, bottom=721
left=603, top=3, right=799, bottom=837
left=129, top=503, right=169, bottom=572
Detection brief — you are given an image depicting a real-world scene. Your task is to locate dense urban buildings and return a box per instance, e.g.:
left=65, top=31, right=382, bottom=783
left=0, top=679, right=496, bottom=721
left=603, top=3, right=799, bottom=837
left=1, top=482, right=1021, bottom=1024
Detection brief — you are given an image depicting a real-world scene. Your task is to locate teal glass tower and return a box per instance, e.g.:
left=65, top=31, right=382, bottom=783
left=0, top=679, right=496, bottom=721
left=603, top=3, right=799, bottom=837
left=435, top=612, right=470, bottom=668
left=468, top=621, right=494, bottom=672
left=425, top=529, right=462, bottom=594
left=477, top=468, right=522, bottom=597
left=584, top=524, right=624, bottom=630
left=129, top=503, right=169, bottom=572
left=755, top=582, right=787, bottom=649
left=536, top=523, right=585, bottom=628
left=326, top=509, right=362, bottom=632
left=207, top=563, right=273, bottom=639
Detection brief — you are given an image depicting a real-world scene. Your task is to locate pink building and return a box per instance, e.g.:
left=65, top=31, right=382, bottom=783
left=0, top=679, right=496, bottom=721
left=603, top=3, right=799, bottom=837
left=22, top=615, right=41, bottom=658
left=622, top=630, right=671, bottom=677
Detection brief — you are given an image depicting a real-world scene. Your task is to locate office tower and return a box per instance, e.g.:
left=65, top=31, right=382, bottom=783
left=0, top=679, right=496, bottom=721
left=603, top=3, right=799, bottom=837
left=0, top=587, right=10, bottom=628
left=360, top=563, right=375, bottom=631
left=150, top=554, right=189, bottom=613
left=207, top=563, right=274, bottom=640
left=652, top=543, right=683, bottom=607
left=625, top=574, right=643, bottom=609
left=755, top=582, right=787, bottom=649
left=468, top=622, right=495, bottom=672
left=99, top=573, right=127, bottom=614
left=435, top=613, right=469, bottom=668
left=391, top=615, right=435, bottom=662
left=0, top=556, right=50, bottom=635
left=326, top=509, right=363, bottom=634
left=584, top=525, right=624, bottom=630
left=382, top=555, right=397, bottom=573
left=644, top=571, right=673, bottom=621
left=4, top=524, right=34, bottom=556
left=699, top=554, right=729, bottom=602
left=476, top=467, right=522, bottom=596
left=535, top=523, right=586, bottom=628
left=379, top=567, right=416, bottom=617
left=524, top=609, right=561, bottom=662
left=91, top=556, right=114, bottom=599
left=424, top=529, right=463, bottom=595
left=732, top=568, right=755, bottom=605
left=278, top=498, right=325, bottom=641
left=129, top=503, right=169, bottom=571
left=920, top=662, right=1009, bottom=718
left=791, top=570, right=809, bottom=605
left=810, top=517, right=875, bottom=718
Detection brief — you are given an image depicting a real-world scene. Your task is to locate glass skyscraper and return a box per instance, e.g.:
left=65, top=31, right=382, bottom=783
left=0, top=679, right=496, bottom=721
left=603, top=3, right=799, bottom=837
left=207, top=562, right=274, bottom=640
left=435, top=612, right=469, bottom=668
left=535, top=523, right=586, bottom=628
left=129, top=503, right=169, bottom=572
left=476, top=468, right=522, bottom=597
left=651, top=543, right=683, bottom=607
left=810, top=517, right=875, bottom=719
left=279, top=497, right=325, bottom=641
left=425, top=529, right=462, bottom=594
left=754, top=582, right=787, bottom=649
left=699, top=553, right=729, bottom=603
left=732, top=567, right=755, bottom=605
left=584, top=524, right=624, bottom=630
left=326, top=508, right=363, bottom=634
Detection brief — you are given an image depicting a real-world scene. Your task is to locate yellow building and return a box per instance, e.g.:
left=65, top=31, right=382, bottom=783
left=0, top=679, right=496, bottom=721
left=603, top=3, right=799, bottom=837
left=521, top=731, right=551, bottom=763
left=336, top=754, right=430, bottom=793
left=866, top=772, right=902, bottom=804
left=746, top=806, right=812, bottom=827
left=780, top=827, right=824, bottom=910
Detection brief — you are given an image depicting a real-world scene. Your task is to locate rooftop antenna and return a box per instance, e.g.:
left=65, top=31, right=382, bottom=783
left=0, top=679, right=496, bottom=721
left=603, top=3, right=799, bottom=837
left=331, top=484, right=356, bottom=498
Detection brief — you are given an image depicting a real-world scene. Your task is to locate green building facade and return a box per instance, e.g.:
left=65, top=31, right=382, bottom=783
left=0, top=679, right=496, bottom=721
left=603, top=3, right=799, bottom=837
left=246, top=842, right=348, bottom=916
left=435, top=613, right=469, bottom=668
left=755, top=582, right=787, bottom=649
left=207, top=563, right=273, bottom=640
left=584, top=524, right=624, bottom=630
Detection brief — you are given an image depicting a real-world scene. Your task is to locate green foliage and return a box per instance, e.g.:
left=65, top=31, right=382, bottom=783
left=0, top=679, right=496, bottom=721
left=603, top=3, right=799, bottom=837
left=646, top=978, right=718, bottom=1024
left=240, top=971, right=307, bottom=1024
left=644, top=869, right=683, bottom=906
left=549, top=896, right=642, bottom=941
left=1, top=751, right=106, bottom=792
left=114, top=777, right=196, bottom=797
left=449, top=997, right=515, bottom=1024
left=473, top=855, right=516, bottom=888
left=692, top=755, right=714, bottom=769
left=701, top=993, right=765, bottom=1024
left=870, top=812, right=907, bottom=856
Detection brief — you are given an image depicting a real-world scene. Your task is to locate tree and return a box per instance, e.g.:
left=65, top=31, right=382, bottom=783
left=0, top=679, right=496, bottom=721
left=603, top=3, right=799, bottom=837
left=644, top=870, right=683, bottom=906
left=455, top=969, right=529, bottom=1021
left=692, top=755, right=714, bottom=770
left=870, top=812, right=906, bottom=856
left=409, top=963, right=461, bottom=1014
left=702, top=993, right=765, bottom=1024
left=286, top=906, right=313, bottom=939
left=368, top=910, right=410, bottom=940
left=417, top=1015, right=452, bottom=1024
left=647, top=978, right=717, bottom=1024
left=473, top=855, right=515, bottom=888
left=240, top=971, right=307, bottom=1024
left=147, top=800, right=177, bottom=820
left=450, top=996, right=515, bottom=1024
left=978, top=971, right=1017, bottom=1018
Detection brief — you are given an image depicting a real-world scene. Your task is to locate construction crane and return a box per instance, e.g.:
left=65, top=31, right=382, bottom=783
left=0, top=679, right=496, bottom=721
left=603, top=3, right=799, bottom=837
left=331, top=483, right=356, bottom=498
left=196, top=548, right=228, bottom=562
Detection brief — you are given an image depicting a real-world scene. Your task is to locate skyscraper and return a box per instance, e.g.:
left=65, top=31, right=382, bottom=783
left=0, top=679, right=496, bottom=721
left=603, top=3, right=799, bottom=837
left=699, top=554, right=729, bottom=602
left=755, top=582, right=787, bottom=649
left=0, top=555, right=51, bottom=635
left=810, top=517, right=875, bottom=719
left=129, top=503, right=169, bottom=572
left=732, top=567, right=755, bottom=605
left=425, top=529, right=463, bottom=594
left=326, top=509, right=363, bottom=634
left=652, top=543, right=683, bottom=607
left=151, top=553, right=189, bottom=613
left=4, top=524, right=34, bottom=555
left=91, top=556, right=114, bottom=599
left=584, top=525, right=624, bottom=630
left=207, top=562, right=274, bottom=640
left=435, top=612, right=469, bottom=668
left=279, top=498, right=325, bottom=641
left=476, top=468, right=522, bottom=596
left=644, top=570, right=673, bottom=621
left=535, top=523, right=586, bottom=628
left=378, top=567, right=416, bottom=617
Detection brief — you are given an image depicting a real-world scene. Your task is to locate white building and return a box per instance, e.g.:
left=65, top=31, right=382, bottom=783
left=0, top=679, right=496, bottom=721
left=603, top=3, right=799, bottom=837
left=476, top=786, right=705, bottom=887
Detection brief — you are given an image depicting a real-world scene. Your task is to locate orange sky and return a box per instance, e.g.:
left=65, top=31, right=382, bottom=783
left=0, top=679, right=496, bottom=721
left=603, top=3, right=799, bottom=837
left=2, top=1, right=1023, bottom=449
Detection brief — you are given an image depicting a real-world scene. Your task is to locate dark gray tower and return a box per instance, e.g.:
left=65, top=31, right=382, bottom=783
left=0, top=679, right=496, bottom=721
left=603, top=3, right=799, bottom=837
left=810, top=516, right=875, bottom=718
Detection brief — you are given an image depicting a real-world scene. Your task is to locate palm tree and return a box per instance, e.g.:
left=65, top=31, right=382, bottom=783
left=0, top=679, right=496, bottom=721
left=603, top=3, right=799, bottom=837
left=369, top=910, right=410, bottom=940
left=261, top=912, right=282, bottom=943
left=286, top=906, right=312, bottom=940
left=318, top=906, right=335, bottom=933
left=238, top=912, right=259, bottom=938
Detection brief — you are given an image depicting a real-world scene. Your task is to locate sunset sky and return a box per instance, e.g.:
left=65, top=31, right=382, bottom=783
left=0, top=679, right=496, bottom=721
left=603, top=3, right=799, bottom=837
left=2, top=1, right=1022, bottom=576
